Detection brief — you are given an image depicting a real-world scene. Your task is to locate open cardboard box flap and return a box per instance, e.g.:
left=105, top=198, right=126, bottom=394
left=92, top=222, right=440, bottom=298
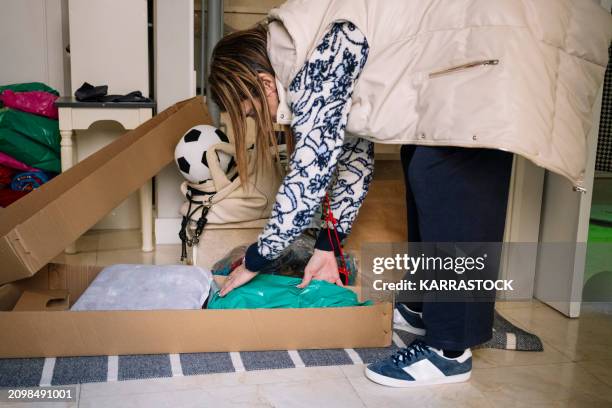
left=0, top=97, right=393, bottom=358
left=0, top=97, right=210, bottom=285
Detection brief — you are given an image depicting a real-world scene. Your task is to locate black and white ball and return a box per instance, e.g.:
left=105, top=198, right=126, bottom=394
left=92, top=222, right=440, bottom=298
left=174, top=125, right=234, bottom=184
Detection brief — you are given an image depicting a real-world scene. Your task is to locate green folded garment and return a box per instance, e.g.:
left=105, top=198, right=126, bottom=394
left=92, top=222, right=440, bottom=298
left=0, top=108, right=60, bottom=173
left=0, top=127, right=60, bottom=173
left=0, top=108, right=60, bottom=153
left=207, top=274, right=372, bottom=309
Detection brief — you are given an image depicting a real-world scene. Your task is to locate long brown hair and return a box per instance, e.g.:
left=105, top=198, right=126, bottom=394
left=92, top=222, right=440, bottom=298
left=209, top=23, right=289, bottom=185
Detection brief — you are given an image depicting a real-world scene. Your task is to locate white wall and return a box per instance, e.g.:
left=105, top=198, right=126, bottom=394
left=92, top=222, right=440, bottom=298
left=69, top=0, right=149, bottom=96
left=0, top=0, right=68, bottom=94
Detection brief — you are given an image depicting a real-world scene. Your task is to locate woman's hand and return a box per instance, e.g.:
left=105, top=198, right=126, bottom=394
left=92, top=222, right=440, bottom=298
left=297, top=249, right=342, bottom=288
left=219, top=262, right=258, bottom=297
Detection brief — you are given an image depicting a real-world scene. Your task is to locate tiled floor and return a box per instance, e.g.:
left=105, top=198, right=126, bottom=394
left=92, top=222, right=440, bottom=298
left=40, top=160, right=612, bottom=407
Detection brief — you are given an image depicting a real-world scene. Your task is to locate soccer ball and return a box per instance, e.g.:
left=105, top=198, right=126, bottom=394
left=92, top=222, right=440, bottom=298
left=174, top=125, right=234, bottom=184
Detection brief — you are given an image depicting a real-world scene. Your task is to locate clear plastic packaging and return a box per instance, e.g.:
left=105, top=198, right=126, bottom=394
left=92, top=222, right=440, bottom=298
left=207, top=274, right=371, bottom=310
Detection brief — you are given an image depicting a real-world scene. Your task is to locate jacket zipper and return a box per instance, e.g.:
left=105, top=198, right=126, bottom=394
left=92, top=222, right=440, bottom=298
left=429, top=59, right=499, bottom=79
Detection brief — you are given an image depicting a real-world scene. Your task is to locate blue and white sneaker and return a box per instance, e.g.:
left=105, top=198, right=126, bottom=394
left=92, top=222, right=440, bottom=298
left=394, top=303, right=426, bottom=335
left=365, top=340, right=472, bottom=387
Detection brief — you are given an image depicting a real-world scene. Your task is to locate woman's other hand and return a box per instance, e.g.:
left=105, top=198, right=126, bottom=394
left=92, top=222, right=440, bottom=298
left=297, top=249, right=342, bottom=288
left=219, top=262, right=258, bottom=297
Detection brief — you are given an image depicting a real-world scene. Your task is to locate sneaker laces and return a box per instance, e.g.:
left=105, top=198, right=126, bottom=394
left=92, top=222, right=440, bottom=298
left=392, top=340, right=430, bottom=365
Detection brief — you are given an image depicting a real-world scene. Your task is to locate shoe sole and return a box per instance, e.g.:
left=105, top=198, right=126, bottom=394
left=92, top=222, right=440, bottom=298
left=364, top=367, right=471, bottom=387
left=393, top=310, right=426, bottom=336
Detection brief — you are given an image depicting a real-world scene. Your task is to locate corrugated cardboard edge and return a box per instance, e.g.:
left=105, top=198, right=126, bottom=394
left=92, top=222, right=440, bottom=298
left=0, top=303, right=392, bottom=357
left=0, top=263, right=393, bottom=357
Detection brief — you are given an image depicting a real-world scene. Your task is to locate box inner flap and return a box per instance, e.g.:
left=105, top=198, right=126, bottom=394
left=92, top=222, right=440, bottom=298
left=0, top=97, right=211, bottom=284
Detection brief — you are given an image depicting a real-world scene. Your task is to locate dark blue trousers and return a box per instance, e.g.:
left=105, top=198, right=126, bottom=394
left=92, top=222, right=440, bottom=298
left=400, top=145, right=513, bottom=350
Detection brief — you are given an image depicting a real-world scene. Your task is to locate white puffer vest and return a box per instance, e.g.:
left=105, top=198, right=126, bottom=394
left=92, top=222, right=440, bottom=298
left=267, top=0, right=612, bottom=187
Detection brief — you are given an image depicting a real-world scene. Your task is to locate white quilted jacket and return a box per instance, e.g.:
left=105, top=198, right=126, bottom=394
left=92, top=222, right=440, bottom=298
left=267, top=0, right=612, bottom=187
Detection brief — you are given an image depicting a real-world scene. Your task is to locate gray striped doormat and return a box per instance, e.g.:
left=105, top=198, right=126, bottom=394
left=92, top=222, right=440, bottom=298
left=0, top=312, right=541, bottom=387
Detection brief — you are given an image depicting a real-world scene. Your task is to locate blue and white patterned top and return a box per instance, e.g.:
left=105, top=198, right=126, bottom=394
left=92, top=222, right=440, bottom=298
left=245, top=22, right=374, bottom=272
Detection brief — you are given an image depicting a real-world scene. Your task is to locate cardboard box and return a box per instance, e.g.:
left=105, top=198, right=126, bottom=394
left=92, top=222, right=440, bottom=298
left=0, top=284, right=22, bottom=311
left=0, top=264, right=391, bottom=357
left=0, top=98, right=207, bottom=285
left=13, top=290, right=70, bottom=312
left=0, top=97, right=392, bottom=358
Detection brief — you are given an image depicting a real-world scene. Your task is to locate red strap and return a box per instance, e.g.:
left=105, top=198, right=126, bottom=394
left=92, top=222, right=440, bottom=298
left=323, top=193, right=349, bottom=285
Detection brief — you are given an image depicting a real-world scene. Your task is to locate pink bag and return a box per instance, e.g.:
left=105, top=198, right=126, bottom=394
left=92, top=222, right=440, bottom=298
left=0, top=151, right=37, bottom=172
left=0, top=90, right=59, bottom=119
